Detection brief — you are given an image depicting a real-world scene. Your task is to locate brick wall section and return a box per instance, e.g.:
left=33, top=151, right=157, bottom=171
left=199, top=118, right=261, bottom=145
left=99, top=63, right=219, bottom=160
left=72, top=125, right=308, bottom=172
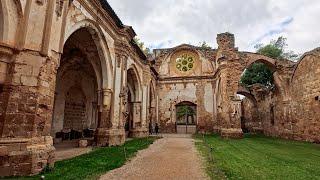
left=0, top=51, right=58, bottom=176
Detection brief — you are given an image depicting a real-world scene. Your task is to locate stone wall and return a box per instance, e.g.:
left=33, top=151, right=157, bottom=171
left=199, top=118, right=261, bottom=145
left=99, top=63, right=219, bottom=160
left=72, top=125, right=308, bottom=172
left=240, top=49, right=320, bottom=142
left=0, top=0, right=319, bottom=177
left=154, top=44, right=215, bottom=133
left=289, top=49, right=320, bottom=142
left=0, top=0, right=152, bottom=176
left=157, top=80, right=214, bottom=133
left=241, top=98, right=261, bottom=133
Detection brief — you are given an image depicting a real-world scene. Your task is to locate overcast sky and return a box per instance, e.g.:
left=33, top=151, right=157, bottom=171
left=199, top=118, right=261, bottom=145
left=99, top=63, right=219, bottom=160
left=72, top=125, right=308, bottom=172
left=108, top=0, right=319, bottom=53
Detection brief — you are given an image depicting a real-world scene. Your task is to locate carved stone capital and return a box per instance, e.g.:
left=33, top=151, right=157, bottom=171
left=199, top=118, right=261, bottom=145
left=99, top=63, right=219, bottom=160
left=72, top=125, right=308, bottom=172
left=102, top=88, right=112, bottom=107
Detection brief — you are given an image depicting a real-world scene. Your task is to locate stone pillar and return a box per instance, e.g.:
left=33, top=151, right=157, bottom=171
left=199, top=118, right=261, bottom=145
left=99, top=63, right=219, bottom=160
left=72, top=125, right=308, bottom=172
left=216, top=33, right=243, bottom=139
left=140, top=85, right=149, bottom=130
left=96, top=88, right=124, bottom=146
left=130, top=101, right=148, bottom=137
left=0, top=51, right=58, bottom=176
left=95, top=49, right=126, bottom=146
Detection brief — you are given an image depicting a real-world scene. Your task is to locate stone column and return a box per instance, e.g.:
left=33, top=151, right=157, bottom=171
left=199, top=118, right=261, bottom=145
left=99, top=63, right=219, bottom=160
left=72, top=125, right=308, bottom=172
left=0, top=50, right=58, bottom=176
left=95, top=88, right=124, bottom=146
left=130, top=101, right=148, bottom=137
left=216, top=33, right=243, bottom=138
left=95, top=49, right=127, bottom=146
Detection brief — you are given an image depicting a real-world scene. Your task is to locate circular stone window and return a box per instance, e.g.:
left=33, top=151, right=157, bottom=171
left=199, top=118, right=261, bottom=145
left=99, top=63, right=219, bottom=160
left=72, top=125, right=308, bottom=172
left=175, top=54, right=195, bottom=72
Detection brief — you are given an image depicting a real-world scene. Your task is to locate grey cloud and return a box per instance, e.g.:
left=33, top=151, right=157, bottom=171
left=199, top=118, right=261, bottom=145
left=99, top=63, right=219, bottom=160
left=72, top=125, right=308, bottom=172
left=108, top=0, right=320, bottom=53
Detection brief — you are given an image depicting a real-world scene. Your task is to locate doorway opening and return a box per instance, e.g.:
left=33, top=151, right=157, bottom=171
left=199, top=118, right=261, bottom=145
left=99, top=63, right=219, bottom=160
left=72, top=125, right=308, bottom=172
left=175, top=101, right=197, bottom=134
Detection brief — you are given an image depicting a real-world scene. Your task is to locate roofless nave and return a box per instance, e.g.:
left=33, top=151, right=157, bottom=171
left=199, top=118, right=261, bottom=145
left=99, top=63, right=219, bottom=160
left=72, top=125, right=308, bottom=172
left=0, top=0, right=319, bottom=176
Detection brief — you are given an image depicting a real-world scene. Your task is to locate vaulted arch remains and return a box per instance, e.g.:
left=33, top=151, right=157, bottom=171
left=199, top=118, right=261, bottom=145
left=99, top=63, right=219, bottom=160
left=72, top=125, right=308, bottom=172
left=125, top=66, right=143, bottom=137
left=52, top=27, right=107, bottom=145
left=0, top=0, right=22, bottom=45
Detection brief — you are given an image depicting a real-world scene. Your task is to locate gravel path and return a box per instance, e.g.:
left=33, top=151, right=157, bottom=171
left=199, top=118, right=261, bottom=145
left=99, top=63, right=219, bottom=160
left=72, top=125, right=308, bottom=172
left=100, top=134, right=208, bottom=180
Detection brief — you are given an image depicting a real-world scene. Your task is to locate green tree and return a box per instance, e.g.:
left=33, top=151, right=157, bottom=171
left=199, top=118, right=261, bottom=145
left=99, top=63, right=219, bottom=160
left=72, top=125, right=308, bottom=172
left=134, top=37, right=151, bottom=56
left=241, top=37, right=298, bottom=87
left=176, top=106, right=195, bottom=119
left=198, top=41, right=212, bottom=50
left=176, top=105, right=196, bottom=125
left=240, top=63, right=273, bottom=87
left=254, top=36, right=299, bottom=60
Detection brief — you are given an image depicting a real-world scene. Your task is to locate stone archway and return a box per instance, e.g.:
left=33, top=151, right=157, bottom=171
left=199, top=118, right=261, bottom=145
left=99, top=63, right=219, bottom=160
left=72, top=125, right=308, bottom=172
left=125, top=66, right=143, bottom=137
left=240, top=53, right=287, bottom=98
left=63, top=19, right=113, bottom=90
left=0, top=0, right=22, bottom=45
left=233, top=54, right=280, bottom=134
left=236, top=87, right=261, bottom=133
left=52, top=28, right=103, bottom=146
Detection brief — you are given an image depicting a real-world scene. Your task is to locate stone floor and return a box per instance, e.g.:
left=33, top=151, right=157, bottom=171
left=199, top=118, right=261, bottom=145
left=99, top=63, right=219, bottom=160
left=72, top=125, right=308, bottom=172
left=100, top=134, right=208, bottom=180
left=54, top=140, right=92, bottom=161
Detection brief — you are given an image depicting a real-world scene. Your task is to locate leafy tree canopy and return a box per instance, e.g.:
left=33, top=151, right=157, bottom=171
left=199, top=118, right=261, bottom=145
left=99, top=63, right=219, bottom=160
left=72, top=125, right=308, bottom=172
left=240, top=62, right=273, bottom=87
left=241, top=37, right=298, bottom=87
left=254, top=36, right=299, bottom=60
left=134, top=37, right=151, bottom=56
left=198, top=41, right=212, bottom=50
left=176, top=106, right=195, bottom=118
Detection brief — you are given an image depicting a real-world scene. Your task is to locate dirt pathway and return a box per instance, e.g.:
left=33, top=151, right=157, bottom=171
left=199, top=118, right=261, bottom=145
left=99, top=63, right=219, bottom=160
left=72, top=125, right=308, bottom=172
left=100, top=134, right=208, bottom=180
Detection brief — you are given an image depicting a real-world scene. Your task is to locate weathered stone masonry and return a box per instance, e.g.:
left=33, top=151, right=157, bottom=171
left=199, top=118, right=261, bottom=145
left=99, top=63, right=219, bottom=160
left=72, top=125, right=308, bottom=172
left=0, top=0, right=319, bottom=177
left=0, top=0, right=150, bottom=176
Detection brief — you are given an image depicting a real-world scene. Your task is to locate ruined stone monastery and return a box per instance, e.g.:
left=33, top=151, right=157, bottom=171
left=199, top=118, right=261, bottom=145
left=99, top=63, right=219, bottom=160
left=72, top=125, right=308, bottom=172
left=0, top=0, right=319, bottom=177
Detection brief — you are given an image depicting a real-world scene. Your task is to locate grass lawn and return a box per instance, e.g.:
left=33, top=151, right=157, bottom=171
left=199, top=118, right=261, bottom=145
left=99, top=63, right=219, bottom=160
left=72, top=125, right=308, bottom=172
left=12, top=137, right=157, bottom=180
left=195, top=134, right=320, bottom=180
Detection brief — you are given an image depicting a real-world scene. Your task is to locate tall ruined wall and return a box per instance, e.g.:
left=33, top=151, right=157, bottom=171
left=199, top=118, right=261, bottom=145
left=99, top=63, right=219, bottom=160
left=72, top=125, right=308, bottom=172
left=240, top=48, right=320, bottom=143
left=157, top=80, right=214, bottom=133
left=0, top=0, right=151, bottom=176
left=154, top=45, right=215, bottom=133
left=289, top=49, right=320, bottom=142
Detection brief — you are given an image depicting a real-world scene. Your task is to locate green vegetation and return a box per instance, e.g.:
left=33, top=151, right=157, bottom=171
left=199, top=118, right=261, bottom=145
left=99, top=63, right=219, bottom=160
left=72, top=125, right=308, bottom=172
left=18, top=137, right=157, bottom=180
left=198, top=41, right=212, bottom=50
left=195, top=134, right=320, bottom=180
left=240, top=37, right=298, bottom=87
left=176, top=105, right=196, bottom=119
left=240, top=62, right=273, bottom=87
left=134, top=37, right=151, bottom=56
left=255, top=37, right=299, bottom=60
left=176, top=105, right=196, bottom=125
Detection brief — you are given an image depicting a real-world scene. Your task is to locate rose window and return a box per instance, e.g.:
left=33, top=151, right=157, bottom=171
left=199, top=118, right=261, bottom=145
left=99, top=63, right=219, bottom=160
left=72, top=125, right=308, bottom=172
left=175, top=54, right=195, bottom=72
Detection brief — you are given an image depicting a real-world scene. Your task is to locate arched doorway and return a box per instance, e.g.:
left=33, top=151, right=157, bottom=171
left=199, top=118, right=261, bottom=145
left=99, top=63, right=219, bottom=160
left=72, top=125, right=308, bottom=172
left=175, top=101, right=197, bottom=134
left=237, top=58, right=278, bottom=134
left=125, top=67, right=141, bottom=137
left=52, top=28, right=103, bottom=147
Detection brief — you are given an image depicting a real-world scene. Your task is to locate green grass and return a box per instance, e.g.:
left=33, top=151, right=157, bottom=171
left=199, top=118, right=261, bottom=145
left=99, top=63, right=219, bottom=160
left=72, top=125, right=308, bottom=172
left=10, top=137, right=157, bottom=180
left=195, top=134, right=320, bottom=180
